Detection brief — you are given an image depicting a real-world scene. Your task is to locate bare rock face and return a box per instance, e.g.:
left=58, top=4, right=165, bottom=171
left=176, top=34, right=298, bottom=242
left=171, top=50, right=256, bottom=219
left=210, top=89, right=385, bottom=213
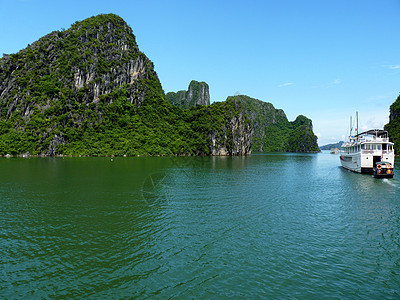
left=207, top=99, right=253, bottom=156
left=166, top=80, right=210, bottom=108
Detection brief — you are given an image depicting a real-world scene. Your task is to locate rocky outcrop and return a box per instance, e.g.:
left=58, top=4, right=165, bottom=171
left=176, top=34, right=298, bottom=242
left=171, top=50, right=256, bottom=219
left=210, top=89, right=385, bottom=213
left=227, top=95, right=287, bottom=151
left=0, top=14, right=172, bottom=156
left=287, top=115, right=319, bottom=152
left=208, top=100, right=252, bottom=155
left=227, top=95, right=319, bottom=152
left=0, top=14, right=161, bottom=124
left=166, top=80, right=210, bottom=108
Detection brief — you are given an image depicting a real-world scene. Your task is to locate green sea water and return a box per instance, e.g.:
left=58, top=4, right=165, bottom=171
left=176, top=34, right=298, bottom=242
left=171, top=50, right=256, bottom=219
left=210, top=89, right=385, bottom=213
left=1, top=152, right=400, bottom=298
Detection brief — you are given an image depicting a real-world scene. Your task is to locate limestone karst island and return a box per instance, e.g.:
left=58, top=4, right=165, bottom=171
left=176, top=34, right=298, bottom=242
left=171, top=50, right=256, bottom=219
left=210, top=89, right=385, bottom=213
left=1, top=14, right=321, bottom=156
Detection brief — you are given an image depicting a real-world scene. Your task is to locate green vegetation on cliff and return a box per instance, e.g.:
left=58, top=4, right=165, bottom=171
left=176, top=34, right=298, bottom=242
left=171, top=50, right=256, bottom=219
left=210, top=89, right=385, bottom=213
left=287, top=115, right=320, bottom=152
left=385, top=94, right=400, bottom=154
left=228, top=95, right=320, bottom=152
left=0, top=14, right=249, bottom=156
left=0, top=14, right=318, bottom=156
left=166, top=80, right=210, bottom=109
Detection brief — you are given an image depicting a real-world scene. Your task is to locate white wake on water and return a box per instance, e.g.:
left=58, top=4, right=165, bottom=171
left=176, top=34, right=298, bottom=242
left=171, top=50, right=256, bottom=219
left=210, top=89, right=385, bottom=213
left=382, top=178, right=398, bottom=188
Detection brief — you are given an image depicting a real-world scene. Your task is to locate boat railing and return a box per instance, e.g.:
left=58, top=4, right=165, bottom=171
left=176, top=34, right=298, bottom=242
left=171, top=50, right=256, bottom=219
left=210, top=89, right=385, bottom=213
left=362, top=150, right=374, bottom=154
left=382, top=150, right=393, bottom=154
left=362, top=137, right=389, bottom=143
left=362, top=149, right=393, bottom=155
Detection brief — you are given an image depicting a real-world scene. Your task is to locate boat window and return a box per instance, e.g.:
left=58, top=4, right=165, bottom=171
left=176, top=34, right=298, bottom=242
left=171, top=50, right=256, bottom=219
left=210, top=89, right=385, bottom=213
left=373, top=144, right=376, bottom=150
left=382, top=144, right=387, bottom=150
left=361, top=144, right=365, bottom=150
left=377, top=144, right=381, bottom=150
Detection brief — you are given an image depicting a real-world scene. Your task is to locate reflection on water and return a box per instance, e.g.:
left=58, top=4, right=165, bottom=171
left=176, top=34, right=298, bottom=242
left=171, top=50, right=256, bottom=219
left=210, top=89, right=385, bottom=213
left=1, top=153, right=400, bottom=298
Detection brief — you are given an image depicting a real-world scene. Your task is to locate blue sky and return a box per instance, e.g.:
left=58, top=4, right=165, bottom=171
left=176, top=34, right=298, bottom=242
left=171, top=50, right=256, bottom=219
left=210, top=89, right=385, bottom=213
left=1, top=0, right=399, bottom=145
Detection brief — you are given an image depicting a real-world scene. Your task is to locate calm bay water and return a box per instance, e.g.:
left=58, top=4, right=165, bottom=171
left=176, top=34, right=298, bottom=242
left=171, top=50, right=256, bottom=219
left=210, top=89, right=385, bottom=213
left=1, top=152, right=400, bottom=298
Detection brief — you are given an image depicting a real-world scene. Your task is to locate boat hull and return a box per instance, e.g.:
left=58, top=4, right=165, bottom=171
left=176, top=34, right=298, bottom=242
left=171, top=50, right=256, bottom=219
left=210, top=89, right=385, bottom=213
left=373, top=166, right=394, bottom=179
left=373, top=173, right=394, bottom=179
left=340, top=154, right=362, bottom=173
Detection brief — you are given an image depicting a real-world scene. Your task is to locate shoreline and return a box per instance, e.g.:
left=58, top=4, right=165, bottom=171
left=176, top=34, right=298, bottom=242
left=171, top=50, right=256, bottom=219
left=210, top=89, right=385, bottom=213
left=0, top=151, right=323, bottom=158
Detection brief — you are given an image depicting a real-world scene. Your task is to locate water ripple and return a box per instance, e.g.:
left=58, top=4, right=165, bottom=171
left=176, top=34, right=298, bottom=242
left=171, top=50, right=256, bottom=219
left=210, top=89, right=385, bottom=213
left=1, top=154, right=400, bottom=298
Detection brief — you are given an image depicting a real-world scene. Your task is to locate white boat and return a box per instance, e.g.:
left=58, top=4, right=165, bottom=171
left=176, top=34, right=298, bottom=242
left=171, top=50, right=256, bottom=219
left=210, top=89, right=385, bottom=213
left=340, top=129, right=395, bottom=177
left=330, top=148, right=340, bottom=154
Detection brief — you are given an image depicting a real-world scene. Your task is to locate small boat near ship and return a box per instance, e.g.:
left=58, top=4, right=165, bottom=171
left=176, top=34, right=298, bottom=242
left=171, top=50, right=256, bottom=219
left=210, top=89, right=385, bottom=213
left=372, top=161, right=394, bottom=178
left=340, top=113, right=395, bottom=178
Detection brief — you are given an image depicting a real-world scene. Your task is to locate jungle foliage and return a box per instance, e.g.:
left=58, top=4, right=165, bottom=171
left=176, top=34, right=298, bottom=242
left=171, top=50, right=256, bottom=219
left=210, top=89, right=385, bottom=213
left=0, top=13, right=319, bottom=156
left=0, top=14, right=239, bottom=156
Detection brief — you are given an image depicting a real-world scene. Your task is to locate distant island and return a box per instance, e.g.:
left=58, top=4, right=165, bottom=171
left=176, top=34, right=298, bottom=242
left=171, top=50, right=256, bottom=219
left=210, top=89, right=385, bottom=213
left=0, top=14, right=319, bottom=156
left=319, top=141, right=344, bottom=151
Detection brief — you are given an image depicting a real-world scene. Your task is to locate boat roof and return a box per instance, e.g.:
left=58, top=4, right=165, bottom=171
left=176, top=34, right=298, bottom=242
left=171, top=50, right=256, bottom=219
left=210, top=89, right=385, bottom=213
left=355, top=129, right=387, bottom=137
left=377, top=161, right=391, bottom=165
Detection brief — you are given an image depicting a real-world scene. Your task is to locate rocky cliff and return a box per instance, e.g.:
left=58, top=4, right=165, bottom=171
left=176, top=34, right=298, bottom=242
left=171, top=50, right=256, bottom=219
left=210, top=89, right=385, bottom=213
left=286, top=115, right=320, bottom=152
left=0, top=14, right=251, bottom=156
left=0, top=14, right=168, bottom=155
left=228, top=95, right=319, bottom=152
left=1, top=14, right=159, bottom=115
left=207, top=100, right=252, bottom=155
left=384, top=94, right=400, bottom=154
left=166, top=80, right=210, bottom=108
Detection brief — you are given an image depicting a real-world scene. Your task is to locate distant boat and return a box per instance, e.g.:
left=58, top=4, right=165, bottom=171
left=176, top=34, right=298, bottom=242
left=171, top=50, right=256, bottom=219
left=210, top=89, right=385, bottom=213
left=340, top=113, right=394, bottom=178
left=330, top=148, right=340, bottom=154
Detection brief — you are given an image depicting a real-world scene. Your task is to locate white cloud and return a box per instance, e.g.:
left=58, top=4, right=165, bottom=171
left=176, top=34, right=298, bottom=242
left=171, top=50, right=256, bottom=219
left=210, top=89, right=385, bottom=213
left=332, top=79, right=341, bottom=84
left=389, top=65, right=400, bottom=69
left=278, top=82, right=293, bottom=87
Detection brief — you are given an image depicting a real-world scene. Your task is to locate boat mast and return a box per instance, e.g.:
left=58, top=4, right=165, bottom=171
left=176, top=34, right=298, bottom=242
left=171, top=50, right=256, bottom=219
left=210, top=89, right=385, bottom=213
left=356, top=112, right=359, bottom=140
left=350, top=116, right=352, bottom=139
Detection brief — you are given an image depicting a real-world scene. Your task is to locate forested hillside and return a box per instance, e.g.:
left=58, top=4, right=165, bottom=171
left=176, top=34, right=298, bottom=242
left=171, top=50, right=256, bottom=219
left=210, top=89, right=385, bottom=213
left=385, top=94, right=400, bottom=154
left=0, top=14, right=251, bottom=156
left=0, top=13, right=319, bottom=156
